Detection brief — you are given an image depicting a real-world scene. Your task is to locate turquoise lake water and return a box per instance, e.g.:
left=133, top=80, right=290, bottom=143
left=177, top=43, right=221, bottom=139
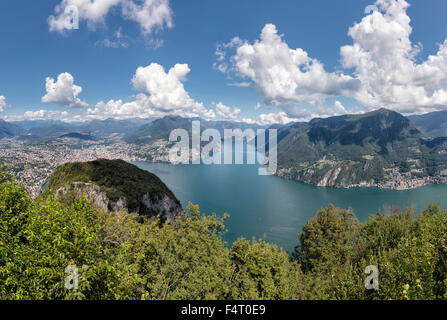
left=133, top=161, right=447, bottom=253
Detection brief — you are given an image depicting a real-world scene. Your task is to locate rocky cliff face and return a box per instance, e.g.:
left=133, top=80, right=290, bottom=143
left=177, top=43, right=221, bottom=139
left=56, top=182, right=182, bottom=220
left=141, top=192, right=182, bottom=221
left=44, top=159, right=183, bottom=220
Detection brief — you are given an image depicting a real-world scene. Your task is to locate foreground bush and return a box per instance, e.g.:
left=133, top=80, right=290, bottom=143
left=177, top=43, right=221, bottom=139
left=1, top=171, right=446, bottom=300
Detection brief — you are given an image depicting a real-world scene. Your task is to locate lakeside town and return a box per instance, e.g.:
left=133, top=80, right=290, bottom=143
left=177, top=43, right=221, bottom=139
left=3, top=132, right=447, bottom=197
left=0, top=137, right=171, bottom=197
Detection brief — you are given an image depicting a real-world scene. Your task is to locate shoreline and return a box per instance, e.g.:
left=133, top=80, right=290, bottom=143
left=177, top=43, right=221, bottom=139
left=276, top=171, right=447, bottom=191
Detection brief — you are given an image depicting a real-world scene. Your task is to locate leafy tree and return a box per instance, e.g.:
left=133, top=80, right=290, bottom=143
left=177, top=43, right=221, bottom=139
left=229, top=237, right=302, bottom=299
left=1, top=171, right=447, bottom=300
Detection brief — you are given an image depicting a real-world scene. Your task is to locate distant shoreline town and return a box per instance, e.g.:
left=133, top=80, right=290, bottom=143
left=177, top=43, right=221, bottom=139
left=0, top=136, right=171, bottom=197
left=2, top=108, right=447, bottom=197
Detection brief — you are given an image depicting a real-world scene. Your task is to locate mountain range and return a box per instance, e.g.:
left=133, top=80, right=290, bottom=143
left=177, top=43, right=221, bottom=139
left=275, top=109, right=447, bottom=189
left=2, top=110, right=447, bottom=143
left=0, top=117, right=154, bottom=140
left=409, top=111, right=447, bottom=138
left=0, top=119, right=27, bottom=138
left=2, top=109, right=447, bottom=190
left=125, top=116, right=263, bottom=144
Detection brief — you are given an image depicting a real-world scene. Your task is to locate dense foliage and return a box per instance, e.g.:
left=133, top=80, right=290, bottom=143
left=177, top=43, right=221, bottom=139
left=1, top=168, right=447, bottom=300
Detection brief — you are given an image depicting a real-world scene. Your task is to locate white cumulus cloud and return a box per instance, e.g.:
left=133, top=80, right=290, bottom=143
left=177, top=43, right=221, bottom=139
left=42, top=72, right=88, bottom=108
left=121, top=0, right=173, bottom=35
left=216, top=24, right=360, bottom=108
left=217, top=0, right=447, bottom=118
left=88, top=63, right=216, bottom=119
left=215, top=102, right=241, bottom=120
left=340, top=0, right=447, bottom=113
left=311, top=100, right=351, bottom=119
left=48, top=0, right=173, bottom=36
left=241, top=112, right=301, bottom=126
left=2, top=110, right=71, bottom=122
left=0, top=96, right=7, bottom=112
left=241, top=101, right=361, bottom=125
left=23, top=110, right=70, bottom=120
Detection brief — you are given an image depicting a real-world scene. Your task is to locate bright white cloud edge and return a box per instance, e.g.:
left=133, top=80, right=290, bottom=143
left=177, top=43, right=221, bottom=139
left=216, top=0, right=447, bottom=118
left=48, top=0, right=173, bottom=36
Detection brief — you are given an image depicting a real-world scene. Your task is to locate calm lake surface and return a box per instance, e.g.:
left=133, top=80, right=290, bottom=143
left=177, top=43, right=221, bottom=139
left=134, top=160, right=447, bottom=253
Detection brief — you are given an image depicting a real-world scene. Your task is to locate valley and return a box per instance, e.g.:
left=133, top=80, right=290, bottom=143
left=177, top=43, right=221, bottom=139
left=274, top=109, right=447, bottom=189
left=2, top=108, right=447, bottom=197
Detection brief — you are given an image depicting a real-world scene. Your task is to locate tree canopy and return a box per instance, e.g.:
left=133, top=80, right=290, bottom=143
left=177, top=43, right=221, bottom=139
left=1, top=169, right=446, bottom=300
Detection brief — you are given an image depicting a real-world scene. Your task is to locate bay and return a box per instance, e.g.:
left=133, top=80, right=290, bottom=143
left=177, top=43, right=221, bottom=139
left=133, top=160, right=447, bottom=253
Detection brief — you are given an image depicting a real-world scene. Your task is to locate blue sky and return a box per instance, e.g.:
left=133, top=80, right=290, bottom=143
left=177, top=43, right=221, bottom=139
left=1, top=0, right=447, bottom=124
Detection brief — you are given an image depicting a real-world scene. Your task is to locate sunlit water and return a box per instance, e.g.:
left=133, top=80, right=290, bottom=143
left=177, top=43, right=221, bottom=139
left=134, top=144, right=447, bottom=252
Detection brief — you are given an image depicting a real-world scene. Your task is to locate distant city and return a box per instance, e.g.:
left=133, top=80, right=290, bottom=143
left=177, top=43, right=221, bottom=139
left=0, top=134, right=171, bottom=197
left=2, top=108, right=447, bottom=197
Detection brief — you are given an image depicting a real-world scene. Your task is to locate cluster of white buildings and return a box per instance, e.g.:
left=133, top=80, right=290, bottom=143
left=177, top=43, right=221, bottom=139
left=0, top=137, right=171, bottom=197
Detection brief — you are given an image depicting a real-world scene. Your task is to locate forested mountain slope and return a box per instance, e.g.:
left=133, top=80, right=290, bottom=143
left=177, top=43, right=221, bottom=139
left=276, top=109, right=447, bottom=189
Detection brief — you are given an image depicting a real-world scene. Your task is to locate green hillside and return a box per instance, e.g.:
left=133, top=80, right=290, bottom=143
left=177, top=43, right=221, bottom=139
left=276, top=109, right=447, bottom=188
left=1, top=165, right=447, bottom=300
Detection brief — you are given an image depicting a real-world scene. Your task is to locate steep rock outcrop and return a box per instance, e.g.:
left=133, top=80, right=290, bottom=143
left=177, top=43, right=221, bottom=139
left=45, top=159, right=182, bottom=220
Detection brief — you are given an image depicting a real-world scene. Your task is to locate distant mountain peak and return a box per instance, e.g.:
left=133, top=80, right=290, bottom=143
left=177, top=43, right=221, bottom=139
left=275, top=109, right=447, bottom=190
left=409, top=109, right=447, bottom=138
left=0, top=119, right=28, bottom=138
